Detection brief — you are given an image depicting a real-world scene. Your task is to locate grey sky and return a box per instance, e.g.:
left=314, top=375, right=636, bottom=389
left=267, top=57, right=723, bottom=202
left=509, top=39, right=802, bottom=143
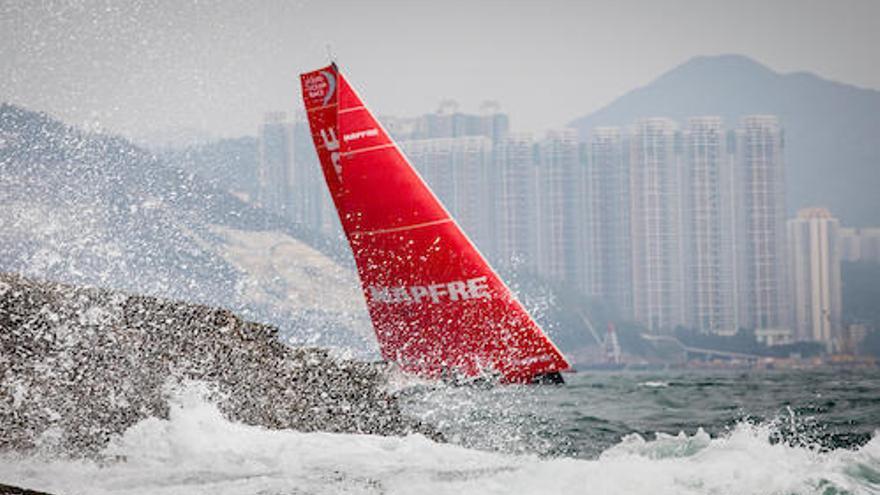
left=2, top=0, right=879, bottom=141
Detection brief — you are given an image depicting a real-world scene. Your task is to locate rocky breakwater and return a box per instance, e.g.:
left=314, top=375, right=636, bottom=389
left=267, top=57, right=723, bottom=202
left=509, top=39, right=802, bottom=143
left=0, top=272, right=435, bottom=458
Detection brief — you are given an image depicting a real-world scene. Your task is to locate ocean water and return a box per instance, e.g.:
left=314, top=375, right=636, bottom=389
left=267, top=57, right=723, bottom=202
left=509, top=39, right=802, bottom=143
left=1, top=370, right=879, bottom=494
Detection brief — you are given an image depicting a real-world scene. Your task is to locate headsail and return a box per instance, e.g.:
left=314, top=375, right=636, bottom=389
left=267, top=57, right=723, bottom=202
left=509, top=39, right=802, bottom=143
left=300, top=64, right=570, bottom=383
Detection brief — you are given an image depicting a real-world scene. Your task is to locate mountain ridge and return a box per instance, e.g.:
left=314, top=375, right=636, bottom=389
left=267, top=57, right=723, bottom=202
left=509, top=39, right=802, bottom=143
left=569, top=54, right=880, bottom=227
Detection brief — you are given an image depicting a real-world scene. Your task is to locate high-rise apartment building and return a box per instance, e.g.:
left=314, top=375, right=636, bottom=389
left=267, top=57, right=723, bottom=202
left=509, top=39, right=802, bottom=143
left=788, top=208, right=842, bottom=350
left=734, top=115, right=789, bottom=331
left=681, top=117, right=737, bottom=334
left=451, top=137, right=496, bottom=259
left=257, top=112, right=296, bottom=219
left=392, top=108, right=511, bottom=264
left=386, top=102, right=510, bottom=143
left=537, top=129, right=582, bottom=286
left=402, top=138, right=457, bottom=207
left=401, top=136, right=495, bottom=257
left=629, top=118, right=685, bottom=332
left=839, top=227, right=880, bottom=263
left=289, top=112, right=335, bottom=235
left=496, top=133, right=539, bottom=270
left=860, top=228, right=880, bottom=263
left=839, top=228, right=860, bottom=262
left=583, top=127, right=632, bottom=315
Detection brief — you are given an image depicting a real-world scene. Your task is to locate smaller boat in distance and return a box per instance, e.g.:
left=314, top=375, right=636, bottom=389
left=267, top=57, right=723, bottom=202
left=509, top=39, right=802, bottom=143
left=300, top=64, right=571, bottom=384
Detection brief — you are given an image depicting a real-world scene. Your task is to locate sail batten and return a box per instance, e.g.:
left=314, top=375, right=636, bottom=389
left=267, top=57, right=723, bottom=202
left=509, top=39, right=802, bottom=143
left=300, top=64, right=570, bottom=383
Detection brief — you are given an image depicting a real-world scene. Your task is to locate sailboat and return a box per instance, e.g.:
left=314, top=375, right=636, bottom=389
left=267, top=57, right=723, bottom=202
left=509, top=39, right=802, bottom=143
left=299, top=64, right=571, bottom=384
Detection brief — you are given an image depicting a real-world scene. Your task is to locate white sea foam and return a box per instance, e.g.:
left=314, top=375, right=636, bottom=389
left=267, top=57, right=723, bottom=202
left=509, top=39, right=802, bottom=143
left=0, top=383, right=877, bottom=495
left=638, top=380, right=670, bottom=388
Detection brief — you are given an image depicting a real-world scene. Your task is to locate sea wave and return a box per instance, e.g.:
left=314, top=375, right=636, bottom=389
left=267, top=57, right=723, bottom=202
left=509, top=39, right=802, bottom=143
left=638, top=380, right=670, bottom=388
left=1, top=383, right=877, bottom=495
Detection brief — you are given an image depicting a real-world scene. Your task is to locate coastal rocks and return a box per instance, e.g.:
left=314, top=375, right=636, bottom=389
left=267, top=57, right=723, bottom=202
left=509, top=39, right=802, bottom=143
left=0, top=483, right=53, bottom=495
left=0, top=272, right=435, bottom=458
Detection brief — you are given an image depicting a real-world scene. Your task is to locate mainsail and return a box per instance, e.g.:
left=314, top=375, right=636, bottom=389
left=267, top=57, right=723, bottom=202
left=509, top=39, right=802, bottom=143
left=300, top=64, right=570, bottom=383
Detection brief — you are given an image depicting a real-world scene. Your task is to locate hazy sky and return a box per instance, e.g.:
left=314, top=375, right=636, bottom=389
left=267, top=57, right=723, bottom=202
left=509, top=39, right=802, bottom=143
left=2, top=0, right=879, bottom=142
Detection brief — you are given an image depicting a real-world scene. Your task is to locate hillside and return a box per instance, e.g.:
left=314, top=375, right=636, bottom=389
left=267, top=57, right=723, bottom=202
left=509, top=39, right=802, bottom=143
left=160, top=136, right=261, bottom=202
left=569, top=54, right=880, bottom=227
left=0, top=104, right=373, bottom=354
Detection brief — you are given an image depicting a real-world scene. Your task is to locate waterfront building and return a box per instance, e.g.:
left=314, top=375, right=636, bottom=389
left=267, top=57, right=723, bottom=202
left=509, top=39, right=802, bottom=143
left=401, top=138, right=457, bottom=208
left=629, top=118, right=685, bottom=332
left=839, top=228, right=861, bottom=262
left=788, top=207, right=842, bottom=351
left=290, top=112, right=335, bottom=235
left=390, top=101, right=510, bottom=143
left=733, top=115, right=789, bottom=332
left=861, top=228, right=880, bottom=263
left=681, top=117, right=737, bottom=334
left=451, top=136, right=497, bottom=259
left=401, top=136, right=495, bottom=257
left=839, top=227, right=880, bottom=263
left=583, top=127, right=632, bottom=315
left=495, top=133, right=539, bottom=270
left=537, top=129, right=582, bottom=286
left=257, top=112, right=296, bottom=219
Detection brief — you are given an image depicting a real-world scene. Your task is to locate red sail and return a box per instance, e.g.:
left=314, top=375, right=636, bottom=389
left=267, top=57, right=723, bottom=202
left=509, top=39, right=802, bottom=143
left=300, top=64, right=570, bottom=383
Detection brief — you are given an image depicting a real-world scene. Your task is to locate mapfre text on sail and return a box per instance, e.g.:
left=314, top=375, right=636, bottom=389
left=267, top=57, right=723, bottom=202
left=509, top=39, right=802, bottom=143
left=367, top=276, right=491, bottom=304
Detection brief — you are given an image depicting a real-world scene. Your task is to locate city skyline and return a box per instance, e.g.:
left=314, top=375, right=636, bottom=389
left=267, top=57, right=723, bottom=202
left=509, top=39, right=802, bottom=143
left=255, top=104, right=859, bottom=350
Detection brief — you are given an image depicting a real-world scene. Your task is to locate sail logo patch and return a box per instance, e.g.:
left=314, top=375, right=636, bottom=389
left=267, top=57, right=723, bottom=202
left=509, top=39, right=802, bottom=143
left=367, top=276, right=490, bottom=304
left=304, top=70, right=336, bottom=106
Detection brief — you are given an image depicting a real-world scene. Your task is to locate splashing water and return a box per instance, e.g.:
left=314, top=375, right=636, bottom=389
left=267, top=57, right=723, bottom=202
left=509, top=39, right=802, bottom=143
left=0, top=381, right=877, bottom=495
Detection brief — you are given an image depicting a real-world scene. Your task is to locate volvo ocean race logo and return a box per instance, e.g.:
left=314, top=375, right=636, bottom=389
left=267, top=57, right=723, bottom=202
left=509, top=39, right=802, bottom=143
left=367, top=276, right=491, bottom=304
left=304, top=70, right=336, bottom=106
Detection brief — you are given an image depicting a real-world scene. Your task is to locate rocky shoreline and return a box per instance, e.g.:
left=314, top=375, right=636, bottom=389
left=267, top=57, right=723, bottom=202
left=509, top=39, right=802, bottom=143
left=0, top=272, right=436, bottom=459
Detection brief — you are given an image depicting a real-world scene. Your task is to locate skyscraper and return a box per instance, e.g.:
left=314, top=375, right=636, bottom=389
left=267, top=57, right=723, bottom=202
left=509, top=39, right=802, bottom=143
left=397, top=101, right=510, bottom=142
left=681, top=117, right=736, bottom=334
left=629, top=118, right=685, bottom=332
left=402, top=138, right=457, bottom=208
left=257, top=112, right=296, bottom=219
left=788, top=208, right=842, bottom=350
left=537, top=129, right=581, bottom=286
left=291, top=111, right=333, bottom=235
left=734, top=115, right=789, bottom=331
left=496, top=133, right=539, bottom=270
left=838, top=227, right=861, bottom=262
left=400, top=136, right=495, bottom=257
left=839, top=227, right=880, bottom=263
left=860, top=228, right=880, bottom=263
left=583, top=127, right=632, bottom=316
left=396, top=107, right=510, bottom=263
left=450, top=136, right=496, bottom=259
